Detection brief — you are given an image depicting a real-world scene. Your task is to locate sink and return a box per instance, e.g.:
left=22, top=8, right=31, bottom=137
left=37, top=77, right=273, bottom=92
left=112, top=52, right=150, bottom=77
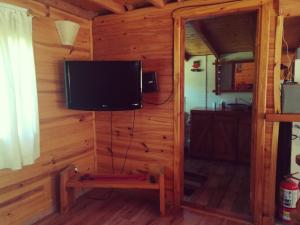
left=226, top=103, right=251, bottom=111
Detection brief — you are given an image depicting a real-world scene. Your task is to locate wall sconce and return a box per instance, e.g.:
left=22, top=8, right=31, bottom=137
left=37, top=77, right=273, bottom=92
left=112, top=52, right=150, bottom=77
left=55, top=20, right=80, bottom=46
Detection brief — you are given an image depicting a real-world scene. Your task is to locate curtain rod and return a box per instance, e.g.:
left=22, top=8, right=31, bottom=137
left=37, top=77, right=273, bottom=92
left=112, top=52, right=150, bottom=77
left=0, top=3, right=39, bottom=18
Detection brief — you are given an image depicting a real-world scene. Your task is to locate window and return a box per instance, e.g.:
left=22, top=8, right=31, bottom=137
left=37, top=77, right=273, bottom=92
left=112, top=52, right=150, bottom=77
left=0, top=3, right=40, bottom=170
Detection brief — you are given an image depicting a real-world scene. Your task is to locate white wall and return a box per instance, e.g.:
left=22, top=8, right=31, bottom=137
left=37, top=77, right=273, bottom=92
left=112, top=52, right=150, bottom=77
left=291, top=58, right=300, bottom=179
left=220, top=51, right=254, bottom=61
left=184, top=55, right=253, bottom=113
left=291, top=123, right=300, bottom=179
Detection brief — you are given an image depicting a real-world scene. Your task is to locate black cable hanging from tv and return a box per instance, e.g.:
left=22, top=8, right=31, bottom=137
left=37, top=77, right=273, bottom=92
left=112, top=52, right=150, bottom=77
left=109, top=110, right=136, bottom=174
left=120, top=110, right=136, bottom=174
left=110, top=111, right=115, bottom=174
left=143, top=91, right=173, bottom=106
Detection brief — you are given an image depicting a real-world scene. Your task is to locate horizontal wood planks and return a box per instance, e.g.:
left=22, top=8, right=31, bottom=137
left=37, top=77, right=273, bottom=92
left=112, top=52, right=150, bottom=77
left=92, top=0, right=270, bottom=215
left=0, top=1, right=94, bottom=225
left=35, top=189, right=253, bottom=225
left=93, top=1, right=282, bottom=225
left=93, top=8, right=174, bottom=204
left=279, top=0, right=300, bottom=18
left=266, top=114, right=300, bottom=122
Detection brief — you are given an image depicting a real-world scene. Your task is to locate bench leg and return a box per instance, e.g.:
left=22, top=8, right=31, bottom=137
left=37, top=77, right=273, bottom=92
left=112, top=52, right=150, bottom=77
left=60, top=165, right=76, bottom=213
left=159, top=173, right=166, bottom=216
left=61, top=187, right=75, bottom=213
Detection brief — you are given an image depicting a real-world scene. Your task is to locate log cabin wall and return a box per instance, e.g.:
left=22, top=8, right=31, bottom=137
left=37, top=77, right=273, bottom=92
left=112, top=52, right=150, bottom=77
left=93, top=7, right=175, bottom=203
left=0, top=1, right=94, bottom=225
left=92, top=0, right=275, bottom=216
left=0, top=0, right=295, bottom=224
left=262, top=6, right=277, bottom=225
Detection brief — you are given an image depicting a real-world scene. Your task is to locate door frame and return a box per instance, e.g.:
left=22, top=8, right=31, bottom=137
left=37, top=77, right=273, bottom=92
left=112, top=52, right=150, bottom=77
left=173, top=1, right=273, bottom=224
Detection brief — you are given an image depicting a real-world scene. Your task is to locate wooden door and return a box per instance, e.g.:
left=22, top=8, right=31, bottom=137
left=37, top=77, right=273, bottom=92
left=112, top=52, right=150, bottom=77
left=213, top=115, right=237, bottom=161
left=189, top=112, right=213, bottom=159
left=237, top=115, right=252, bottom=163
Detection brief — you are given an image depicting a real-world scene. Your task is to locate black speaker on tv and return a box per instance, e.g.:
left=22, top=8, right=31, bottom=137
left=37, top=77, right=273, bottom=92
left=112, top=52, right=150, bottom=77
left=142, top=71, right=159, bottom=93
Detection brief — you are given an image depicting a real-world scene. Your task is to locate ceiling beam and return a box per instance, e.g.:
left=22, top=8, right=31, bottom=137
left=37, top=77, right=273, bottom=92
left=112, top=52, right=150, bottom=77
left=147, top=0, right=166, bottom=8
left=34, top=0, right=98, bottom=19
left=90, top=0, right=126, bottom=14
left=191, top=21, right=220, bottom=59
left=125, top=4, right=135, bottom=11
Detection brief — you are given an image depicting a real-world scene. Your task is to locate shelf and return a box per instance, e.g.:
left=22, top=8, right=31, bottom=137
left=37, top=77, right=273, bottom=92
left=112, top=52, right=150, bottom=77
left=265, top=113, right=300, bottom=122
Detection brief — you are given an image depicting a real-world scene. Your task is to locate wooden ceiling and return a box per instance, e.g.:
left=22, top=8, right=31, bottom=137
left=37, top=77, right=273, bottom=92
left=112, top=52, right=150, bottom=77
left=33, top=0, right=258, bottom=59
left=185, top=12, right=257, bottom=57
left=284, top=16, right=300, bottom=51
left=34, top=0, right=179, bottom=19
left=185, top=23, right=215, bottom=57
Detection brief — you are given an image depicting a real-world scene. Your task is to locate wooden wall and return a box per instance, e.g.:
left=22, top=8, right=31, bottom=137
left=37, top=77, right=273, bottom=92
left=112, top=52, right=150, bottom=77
left=0, top=1, right=94, bottom=225
left=92, top=0, right=278, bottom=224
left=261, top=6, right=277, bottom=224
left=93, top=8, right=175, bottom=203
left=0, top=0, right=295, bottom=224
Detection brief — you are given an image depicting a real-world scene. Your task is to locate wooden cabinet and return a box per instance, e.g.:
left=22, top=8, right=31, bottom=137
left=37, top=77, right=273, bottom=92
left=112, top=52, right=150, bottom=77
left=237, top=116, right=252, bottom=163
left=190, top=113, right=213, bottom=159
left=213, top=115, right=237, bottom=161
left=189, top=109, right=251, bottom=163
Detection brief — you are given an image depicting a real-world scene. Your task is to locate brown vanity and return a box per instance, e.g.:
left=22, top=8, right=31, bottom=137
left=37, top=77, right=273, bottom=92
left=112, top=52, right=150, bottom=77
left=189, top=108, right=252, bottom=163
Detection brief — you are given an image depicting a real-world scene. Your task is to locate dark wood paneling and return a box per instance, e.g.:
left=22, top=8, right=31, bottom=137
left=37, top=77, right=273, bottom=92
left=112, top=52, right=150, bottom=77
left=190, top=110, right=251, bottom=163
left=237, top=116, right=252, bottom=163
left=213, top=114, right=237, bottom=161
left=190, top=113, right=214, bottom=159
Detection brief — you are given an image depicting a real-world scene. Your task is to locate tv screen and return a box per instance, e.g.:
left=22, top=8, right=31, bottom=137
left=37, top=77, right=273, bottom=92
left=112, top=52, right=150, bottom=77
left=64, top=61, right=142, bottom=111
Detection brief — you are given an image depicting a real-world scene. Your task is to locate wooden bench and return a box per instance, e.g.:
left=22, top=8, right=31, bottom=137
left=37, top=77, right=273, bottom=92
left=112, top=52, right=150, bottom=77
left=60, top=165, right=166, bottom=216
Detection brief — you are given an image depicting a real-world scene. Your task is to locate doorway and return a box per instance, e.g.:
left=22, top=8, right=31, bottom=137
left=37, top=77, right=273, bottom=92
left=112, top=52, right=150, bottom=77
left=173, top=1, right=272, bottom=224
left=182, top=11, right=257, bottom=220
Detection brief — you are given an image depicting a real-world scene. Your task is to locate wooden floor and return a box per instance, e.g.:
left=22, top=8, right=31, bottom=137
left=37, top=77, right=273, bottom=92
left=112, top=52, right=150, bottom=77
left=34, top=189, right=250, bottom=225
left=184, top=158, right=251, bottom=218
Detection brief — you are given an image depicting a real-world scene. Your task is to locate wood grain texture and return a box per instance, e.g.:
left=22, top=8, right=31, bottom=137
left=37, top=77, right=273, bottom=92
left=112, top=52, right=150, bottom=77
left=89, top=0, right=126, bottom=14
left=34, top=0, right=98, bottom=19
left=34, top=189, right=253, bottom=225
left=283, top=16, right=300, bottom=51
left=250, top=4, right=271, bottom=225
left=93, top=7, right=175, bottom=205
left=279, top=0, right=300, bottom=18
left=174, top=2, right=275, bottom=225
left=93, top=1, right=278, bottom=225
left=0, top=0, right=290, bottom=224
left=148, top=0, right=166, bottom=8
left=258, top=3, right=278, bottom=225
left=184, top=159, right=251, bottom=219
left=173, top=15, right=185, bottom=208
left=234, top=62, right=255, bottom=89
left=34, top=0, right=259, bottom=17
left=188, top=12, right=257, bottom=57
left=185, top=22, right=213, bottom=56
left=188, top=20, right=219, bottom=58
left=266, top=114, right=300, bottom=122
left=0, top=1, right=94, bottom=225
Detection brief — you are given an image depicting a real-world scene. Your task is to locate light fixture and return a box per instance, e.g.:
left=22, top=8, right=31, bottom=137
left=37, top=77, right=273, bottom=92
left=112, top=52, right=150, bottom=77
left=55, top=20, right=80, bottom=46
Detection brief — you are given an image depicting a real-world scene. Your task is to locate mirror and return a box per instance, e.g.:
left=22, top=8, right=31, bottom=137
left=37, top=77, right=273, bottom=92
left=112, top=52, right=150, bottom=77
left=215, top=60, right=254, bottom=94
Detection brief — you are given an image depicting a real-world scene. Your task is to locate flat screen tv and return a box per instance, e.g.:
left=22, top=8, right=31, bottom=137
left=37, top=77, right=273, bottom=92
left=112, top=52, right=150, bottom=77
left=64, top=61, right=142, bottom=111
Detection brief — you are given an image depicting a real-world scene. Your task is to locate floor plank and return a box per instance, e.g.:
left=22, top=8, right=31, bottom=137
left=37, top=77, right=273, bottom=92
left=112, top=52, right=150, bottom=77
left=184, top=158, right=251, bottom=218
left=34, top=189, right=250, bottom=225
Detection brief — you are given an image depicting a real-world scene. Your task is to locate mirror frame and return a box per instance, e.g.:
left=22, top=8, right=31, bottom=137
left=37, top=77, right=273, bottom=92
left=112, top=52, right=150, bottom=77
left=215, top=59, right=255, bottom=95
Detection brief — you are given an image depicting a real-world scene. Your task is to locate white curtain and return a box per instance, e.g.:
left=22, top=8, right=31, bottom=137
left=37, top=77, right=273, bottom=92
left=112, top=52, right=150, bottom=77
left=0, top=3, right=40, bottom=170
